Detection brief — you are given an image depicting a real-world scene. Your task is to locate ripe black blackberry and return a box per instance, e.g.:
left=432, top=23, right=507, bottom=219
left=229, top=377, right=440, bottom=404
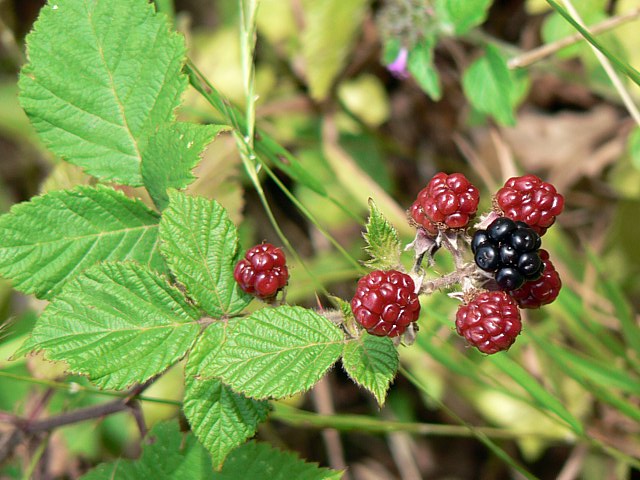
left=472, top=218, right=543, bottom=290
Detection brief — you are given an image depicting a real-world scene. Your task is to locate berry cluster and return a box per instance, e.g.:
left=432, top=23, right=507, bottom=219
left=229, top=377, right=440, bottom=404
left=233, top=243, right=289, bottom=300
left=233, top=173, right=563, bottom=358
left=472, top=217, right=542, bottom=291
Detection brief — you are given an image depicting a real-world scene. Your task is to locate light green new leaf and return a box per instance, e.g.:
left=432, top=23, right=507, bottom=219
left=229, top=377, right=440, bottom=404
left=0, top=185, right=163, bottom=299
left=301, top=0, right=367, bottom=100
left=19, top=0, right=187, bottom=185
left=363, top=198, right=401, bottom=270
left=141, top=122, right=230, bottom=211
left=203, top=306, right=344, bottom=399
left=184, top=324, right=270, bottom=469
left=435, top=0, right=493, bottom=35
left=462, top=45, right=516, bottom=126
left=342, top=335, right=398, bottom=406
left=159, top=191, right=251, bottom=317
left=81, top=421, right=212, bottom=479
left=22, top=263, right=200, bottom=390
left=212, top=441, right=342, bottom=480
left=408, top=37, right=441, bottom=101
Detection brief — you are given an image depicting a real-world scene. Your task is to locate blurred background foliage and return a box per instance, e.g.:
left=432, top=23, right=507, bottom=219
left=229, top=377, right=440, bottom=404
left=1, top=0, right=640, bottom=478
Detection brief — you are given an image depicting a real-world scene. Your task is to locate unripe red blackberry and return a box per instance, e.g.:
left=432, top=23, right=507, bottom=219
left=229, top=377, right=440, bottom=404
left=410, top=172, right=480, bottom=235
left=495, top=174, right=564, bottom=236
left=455, top=291, right=521, bottom=354
left=509, top=249, right=561, bottom=309
left=233, top=243, right=289, bottom=299
left=351, top=270, right=421, bottom=337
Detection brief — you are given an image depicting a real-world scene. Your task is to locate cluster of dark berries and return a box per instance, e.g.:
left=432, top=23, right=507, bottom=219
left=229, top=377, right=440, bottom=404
left=472, top=217, right=542, bottom=291
left=233, top=243, right=289, bottom=300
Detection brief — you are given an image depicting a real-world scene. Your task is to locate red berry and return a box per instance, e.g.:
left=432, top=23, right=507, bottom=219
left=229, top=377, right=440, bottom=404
left=233, top=243, right=289, bottom=299
left=508, top=249, right=561, bottom=309
left=410, top=172, right=480, bottom=234
left=351, top=270, right=421, bottom=337
left=455, top=291, right=521, bottom=354
left=495, top=174, right=564, bottom=235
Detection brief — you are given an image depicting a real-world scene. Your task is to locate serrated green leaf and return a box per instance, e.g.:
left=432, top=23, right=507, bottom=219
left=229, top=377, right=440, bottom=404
left=213, top=441, right=342, bottom=480
left=407, top=37, right=441, bottom=101
left=363, top=199, right=401, bottom=270
left=142, top=122, right=230, bottom=211
left=19, top=0, right=187, bottom=185
left=301, top=0, right=367, bottom=100
left=22, top=262, right=200, bottom=390
left=80, top=421, right=212, bottom=479
left=0, top=185, right=164, bottom=299
left=435, top=0, right=492, bottom=35
left=462, top=45, right=516, bottom=126
left=159, top=190, right=251, bottom=317
left=342, top=335, right=398, bottom=406
left=184, top=324, right=270, bottom=469
left=203, top=306, right=344, bottom=399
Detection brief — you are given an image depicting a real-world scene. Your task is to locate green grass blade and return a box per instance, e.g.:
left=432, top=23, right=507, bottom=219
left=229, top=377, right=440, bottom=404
left=490, top=355, right=584, bottom=434
left=546, top=0, right=640, bottom=86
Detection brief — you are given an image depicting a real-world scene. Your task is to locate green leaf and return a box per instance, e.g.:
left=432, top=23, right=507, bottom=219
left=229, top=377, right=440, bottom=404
left=203, top=306, right=344, bottom=399
left=462, top=44, right=516, bottom=126
left=342, top=335, right=398, bottom=406
left=435, top=0, right=492, bottom=35
left=213, top=441, right=342, bottom=479
left=363, top=198, right=401, bottom=270
left=159, top=190, right=251, bottom=318
left=0, top=185, right=163, bottom=299
left=300, top=0, right=368, bottom=100
left=142, top=122, right=230, bottom=211
left=490, top=355, right=584, bottom=434
left=21, top=263, right=200, bottom=390
left=407, top=37, right=441, bottom=101
left=19, top=0, right=187, bottom=185
left=80, top=421, right=212, bottom=479
left=184, top=324, right=270, bottom=469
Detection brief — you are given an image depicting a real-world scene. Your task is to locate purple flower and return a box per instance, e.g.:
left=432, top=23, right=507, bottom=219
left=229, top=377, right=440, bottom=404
left=387, top=47, right=409, bottom=79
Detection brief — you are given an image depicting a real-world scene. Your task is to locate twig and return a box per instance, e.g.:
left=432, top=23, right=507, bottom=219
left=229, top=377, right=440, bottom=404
left=551, top=0, right=640, bottom=126
left=311, top=377, right=351, bottom=480
left=509, top=7, right=640, bottom=69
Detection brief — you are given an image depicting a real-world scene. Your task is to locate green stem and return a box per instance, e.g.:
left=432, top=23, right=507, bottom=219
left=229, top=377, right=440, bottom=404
left=272, top=404, right=570, bottom=441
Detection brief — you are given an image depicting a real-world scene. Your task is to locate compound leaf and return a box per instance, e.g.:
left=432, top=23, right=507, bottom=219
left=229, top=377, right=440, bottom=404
left=184, top=324, right=270, bottom=469
left=159, top=191, right=251, bottom=317
left=19, top=0, right=187, bottom=185
left=408, top=37, right=441, bottom=101
left=363, top=198, right=401, bottom=270
left=203, top=306, right=344, bottom=400
left=81, top=421, right=212, bottom=479
left=21, top=262, right=200, bottom=390
left=342, top=334, right=398, bottom=406
left=141, top=122, right=230, bottom=211
left=0, top=185, right=163, bottom=299
left=212, top=441, right=342, bottom=480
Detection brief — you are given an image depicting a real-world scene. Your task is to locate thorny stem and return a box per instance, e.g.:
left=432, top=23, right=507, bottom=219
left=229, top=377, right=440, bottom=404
left=0, top=378, right=157, bottom=462
left=419, top=263, right=477, bottom=295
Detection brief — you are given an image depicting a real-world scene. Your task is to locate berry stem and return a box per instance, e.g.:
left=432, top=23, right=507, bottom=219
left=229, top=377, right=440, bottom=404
left=419, top=263, right=476, bottom=295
